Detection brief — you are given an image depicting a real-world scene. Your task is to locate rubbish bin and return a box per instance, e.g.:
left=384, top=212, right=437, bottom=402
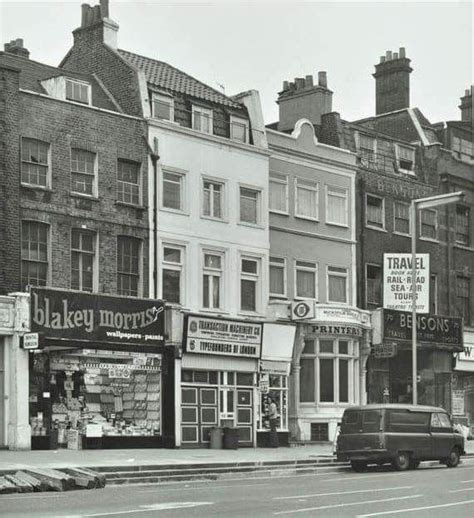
left=209, top=427, right=224, bottom=449
left=223, top=427, right=239, bottom=449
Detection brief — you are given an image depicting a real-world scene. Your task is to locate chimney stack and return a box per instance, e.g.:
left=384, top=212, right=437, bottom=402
left=373, top=46, right=412, bottom=115
left=4, top=38, right=30, bottom=59
left=459, top=86, right=473, bottom=123
left=277, top=71, right=333, bottom=131
left=76, top=0, right=119, bottom=49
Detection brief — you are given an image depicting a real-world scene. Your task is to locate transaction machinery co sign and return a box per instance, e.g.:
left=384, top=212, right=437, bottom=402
left=383, top=253, right=430, bottom=313
left=30, top=287, right=165, bottom=346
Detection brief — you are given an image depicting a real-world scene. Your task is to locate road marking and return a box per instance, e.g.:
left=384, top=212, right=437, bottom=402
left=138, top=482, right=271, bottom=493
left=68, top=502, right=213, bottom=517
left=0, top=493, right=66, bottom=500
left=274, top=486, right=413, bottom=500
left=449, top=487, right=474, bottom=493
left=357, top=498, right=474, bottom=517
left=460, top=478, right=474, bottom=483
left=273, top=494, right=422, bottom=515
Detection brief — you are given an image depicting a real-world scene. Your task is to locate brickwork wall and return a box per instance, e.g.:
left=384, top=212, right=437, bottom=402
left=17, top=91, right=150, bottom=296
left=0, top=65, right=21, bottom=294
left=61, top=24, right=143, bottom=117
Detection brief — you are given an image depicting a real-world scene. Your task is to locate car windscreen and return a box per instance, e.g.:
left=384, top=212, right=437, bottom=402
left=341, top=410, right=381, bottom=433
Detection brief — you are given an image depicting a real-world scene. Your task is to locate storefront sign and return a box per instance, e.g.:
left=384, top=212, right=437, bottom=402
left=360, top=171, right=434, bottom=200
left=260, top=359, right=291, bottom=376
left=371, top=342, right=397, bottom=358
left=30, top=288, right=165, bottom=346
left=313, top=305, right=371, bottom=327
left=184, top=315, right=262, bottom=358
left=381, top=309, right=463, bottom=350
left=452, top=390, right=465, bottom=416
left=310, top=324, right=363, bottom=337
left=291, top=301, right=314, bottom=320
left=21, top=332, right=40, bottom=350
left=383, top=253, right=430, bottom=313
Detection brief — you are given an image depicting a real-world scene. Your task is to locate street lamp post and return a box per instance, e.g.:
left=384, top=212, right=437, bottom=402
left=410, top=191, right=464, bottom=405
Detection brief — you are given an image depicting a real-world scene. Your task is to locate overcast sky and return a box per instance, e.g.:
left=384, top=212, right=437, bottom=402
left=1, top=0, right=472, bottom=124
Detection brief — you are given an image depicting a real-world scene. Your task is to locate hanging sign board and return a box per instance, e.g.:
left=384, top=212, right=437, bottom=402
left=21, top=332, right=41, bottom=350
left=383, top=253, right=430, bottom=313
left=452, top=390, right=465, bottom=416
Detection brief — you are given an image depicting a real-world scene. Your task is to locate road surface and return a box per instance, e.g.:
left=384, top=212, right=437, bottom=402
left=2, top=458, right=474, bottom=517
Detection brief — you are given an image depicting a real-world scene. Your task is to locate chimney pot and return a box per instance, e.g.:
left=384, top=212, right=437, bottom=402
left=380, top=56, right=385, bottom=63
left=282, top=80, right=289, bottom=91
left=295, top=78, right=305, bottom=90
left=399, top=47, right=406, bottom=58
left=465, top=89, right=470, bottom=96
left=386, top=50, right=392, bottom=61
left=318, top=71, right=328, bottom=88
left=305, top=75, right=314, bottom=87
left=15, top=38, right=23, bottom=47
left=100, top=0, right=109, bottom=18
left=393, top=52, right=399, bottom=60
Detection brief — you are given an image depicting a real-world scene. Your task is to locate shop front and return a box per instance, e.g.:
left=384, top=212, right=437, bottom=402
left=28, top=287, right=170, bottom=450
left=453, top=328, right=474, bottom=428
left=291, top=304, right=371, bottom=444
left=180, top=314, right=262, bottom=448
left=369, top=309, right=463, bottom=411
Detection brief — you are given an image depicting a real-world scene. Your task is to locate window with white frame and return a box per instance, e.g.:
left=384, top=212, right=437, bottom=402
left=326, top=186, right=348, bottom=226
left=162, top=170, right=185, bottom=211
left=366, top=264, right=382, bottom=306
left=240, top=257, right=260, bottom=312
left=117, top=159, right=141, bottom=205
left=71, top=229, right=96, bottom=292
left=295, top=260, right=317, bottom=299
left=65, top=79, right=90, bottom=104
left=240, top=187, right=260, bottom=225
left=300, top=338, right=358, bottom=404
left=162, top=245, right=184, bottom=304
left=430, top=274, right=438, bottom=315
left=327, top=266, right=348, bottom=304
left=420, top=208, right=438, bottom=240
left=269, top=173, right=288, bottom=214
left=117, top=236, right=141, bottom=297
left=230, top=115, right=249, bottom=143
left=456, top=205, right=470, bottom=246
left=296, top=178, right=319, bottom=220
left=152, top=93, right=174, bottom=121
left=394, top=201, right=411, bottom=235
left=203, top=180, right=223, bottom=219
left=202, top=252, right=223, bottom=309
left=269, top=256, right=286, bottom=298
left=21, top=221, right=49, bottom=288
left=396, top=144, right=415, bottom=173
left=71, top=148, right=96, bottom=196
left=192, top=105, right=213, bottom=134
left=366, top=194, right=385, bottom=229
left=21, top=138, right=50, bottom=188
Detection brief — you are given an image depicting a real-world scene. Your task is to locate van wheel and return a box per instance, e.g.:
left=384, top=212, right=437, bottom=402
left=392, top=452, right=410, bottom=471
left=446, top=448, right=460, bottom=468
left=351, top=460, right=367, bottom=472
left=409, top=460, right=420, bottom=470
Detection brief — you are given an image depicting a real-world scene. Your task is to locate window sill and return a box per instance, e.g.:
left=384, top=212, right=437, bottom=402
left=199, top=308, right=230, bottom=316
left=70, top=192, right=100, bottom=201
left=21, top=183, right=53, bottom=192
left=454, top=242, right=473, bottom=251
left=201, top=215, right=228, bottom=224
left=365, top=225, right=387, bottom=233
left=326, top=221, right=349, bottom=229
left=270, top=209, right=290, bottom=216
left=237, top=311, right=265, bottom=318
left=295, top=215, right=319, bottom=223
left=237, top=221, right=265, bottom=230
left=419, top=236, right=439, bottom=244
left=115, top=201, right=147, bottom=211
left=160, top=207, right=190, bottom=217
left=269, top=295, right=289, bottom=300
left=397, top=168, right=416, bottom=176
left=393, top=231, right=411, bottom=238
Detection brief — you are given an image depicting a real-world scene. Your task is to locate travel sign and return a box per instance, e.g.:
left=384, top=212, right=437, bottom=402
left=383, top=253, right=430, bottom=313
left=30, top=288, right=165, bottom=347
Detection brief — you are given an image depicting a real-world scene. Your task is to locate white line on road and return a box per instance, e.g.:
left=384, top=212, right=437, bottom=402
left=138, top=482, right=271, bottom=493
left=273, top=494, right=422, bottom=515
left=66, top=501, right=213, bottom=517
left=274, top=486, right=413, bottom=500
left=356, top=498, right=474, bottom=517
left=449, top=487, right=474, bottom=493
left=0, top=493, right=67, bottom=500
left=460, top=479, right=474, bottom=483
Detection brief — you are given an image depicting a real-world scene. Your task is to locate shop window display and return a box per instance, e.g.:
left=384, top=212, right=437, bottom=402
left=29, top=349, right=162, bottom=448
left=258, top=374, right=288, bottom=431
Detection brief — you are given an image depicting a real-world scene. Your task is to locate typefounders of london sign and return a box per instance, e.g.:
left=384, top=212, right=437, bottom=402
left=30, top=288, right=165, bottom=346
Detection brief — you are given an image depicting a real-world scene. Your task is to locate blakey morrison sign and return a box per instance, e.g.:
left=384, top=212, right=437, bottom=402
left=30, top=287, right=165, bottom=347
left=372, top=309, right=463, bottom=352
left=184, top=314, right=262, bottom=358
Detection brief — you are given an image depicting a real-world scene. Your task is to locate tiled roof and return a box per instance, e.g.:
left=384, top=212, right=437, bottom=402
left=0, top=52, right=119, bottom=111
left=118, top=49, right=242, bottom=109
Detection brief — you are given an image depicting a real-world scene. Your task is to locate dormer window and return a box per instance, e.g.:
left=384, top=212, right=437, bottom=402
left=192, top=105, right=213, bottom=134
left=356, top=133, right=377, bottom=169
left=65, top=79, right=90, bottom=105
left=230, top=115, right=249, bottom=143
left=152, top=93, right=174, bottom=121
left=395, top=144, right=415, bottom=174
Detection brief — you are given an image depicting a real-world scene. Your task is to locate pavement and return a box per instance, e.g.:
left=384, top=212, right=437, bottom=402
left=1, top=440, right=473, bottom=472
left=2, top=457, right=474, bottom=517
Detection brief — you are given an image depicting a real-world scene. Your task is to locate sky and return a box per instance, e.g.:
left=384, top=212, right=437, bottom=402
left=0, top=0, right=472, bottom=124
